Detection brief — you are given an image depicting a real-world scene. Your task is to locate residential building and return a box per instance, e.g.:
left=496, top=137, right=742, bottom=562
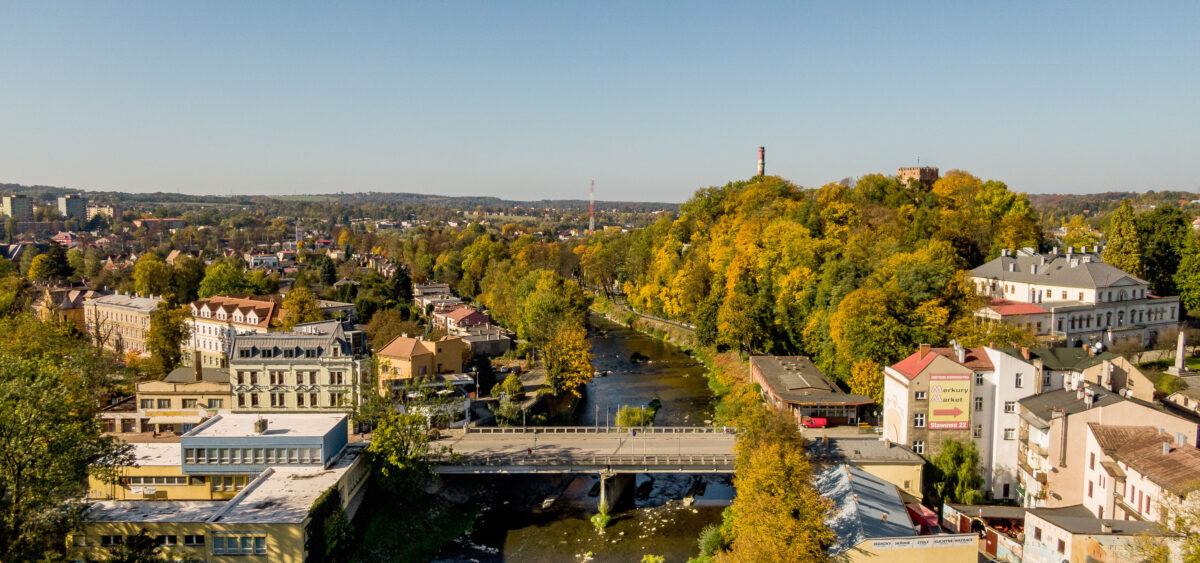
left=186, top=294, right=284, bottom=368
left=375, top=335, right=466, bottom=395
left=884, top=344, right=991, bottom=459
left=1017, top=383, right=1198, bottom=509
left=1082, top=423, right=1200, bottom=521
left=1, top=194, right=33, bottom=221
left=132, top=217, right=186, bottom=229
left=968, top=247, right=1181, bottom=347
left=897, top=166, right=939, bottom=185
left=434, top=306, right=493, bottom=332
left=244, top=253, right=279, bottom=269
left=71, top=414, right=369, bottom=563
left=457, top=323, right=512, bottom=356
left=749, top=356, right=873, bottom=426
left=84, top=292, right=163, bottom=357
left=34, top=286, right=108, bottom=329
left=807, top=437, right=925, bottom=501
left=817, top=464, right=976, bottom=562
left=1022, top=505, right=1178, bottom=563
left=316, top=299, right=356, bottom=321
left=1165, top=375, right=1200, bottom=415
left=57, top=194, right=86, bottom=220
left=228, top=321, right=366, bottom=414
left=86, top=204, right=123, bottom=221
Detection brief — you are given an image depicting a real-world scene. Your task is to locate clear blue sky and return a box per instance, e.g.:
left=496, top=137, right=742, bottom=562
left=1, top=2, right=1197, bottom=201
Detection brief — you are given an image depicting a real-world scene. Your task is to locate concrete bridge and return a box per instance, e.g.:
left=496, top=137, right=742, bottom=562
left=430, top=426, right=737, bottom=475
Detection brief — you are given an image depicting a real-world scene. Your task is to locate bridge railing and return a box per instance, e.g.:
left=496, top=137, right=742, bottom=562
left=433, top=452, right=736, bottom=467
left=464, top=426, right=737, bottom=435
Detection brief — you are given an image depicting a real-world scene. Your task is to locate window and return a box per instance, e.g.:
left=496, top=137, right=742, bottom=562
left=184, top=535, right=204, bottom=546
left=306, top=348, right=317, bottom=358
left=1033, top=527, right=1041, bottom=541
left=330, top=392, right=344, bottom=406
left=1089, top=453, right=1095, bottom=470
left=237, top=371, right=245, bottom=385
left=140, top=399, right=152, bottom=409
left=101, top=535, right=123, bottom=547
left=913, top=413, right=926, bottom=428
left=182, top=399, right=197, bottom=409
left=298, top=393, right=306, bottom=407
left=237, top=393, right=246, bottom=408
left=261, top=349, right=273, bottom=358
left=209, top=398, right=223, bottom=408
left=973, top=424, right=983, bottom=438
left=309, top=372, right=318, bottom=385
left=914, top=391, right=927, bottom=400
left=1003, top=428, right=1016, bottom=440
left=912, top=441, right=924, bottom=455
left=270, top=392, right=285, bottom=407
left=126, top=476, right=188, bottom=485
left=1015, top=374, right=1023, bottom=388
left=1057, top=539, right=1065, bottom=554
left=239, top=349, right=251, bottom=358
left=975, top=397, right=984, bottom=412
left=310, top=392, right=319, bottom=407
left=1004, top=401, right=1016, bottom=413
left=155, top=535, right=178, bottom=547
left=269, top=371, right=284, bottom=385
left=250, top=393, right=259, bottom=407
left=975, top=374, right=983, bottom=386
left=1043, top=375, right=1051, bottom=387
left=1062, top=291, right=1067, bottom=299
left=283, top=348, right=295, bottom=358
left=212, top=476, right=245, bottom=492
left=157, top=399, right=170, bottom=409
left=249, top=372, right=258, bottom=385
left=331, top=371, right=344, bottom=385
left=185, top=448, right=196, bottom=463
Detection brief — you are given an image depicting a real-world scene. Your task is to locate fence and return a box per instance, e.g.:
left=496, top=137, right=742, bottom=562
left=433, top=452, right=736, bottom=468
left=464, top=426, right=737, bottom=435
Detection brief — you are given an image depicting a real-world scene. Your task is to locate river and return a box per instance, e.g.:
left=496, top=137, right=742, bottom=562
left=435, top=315, right=732, bottom=562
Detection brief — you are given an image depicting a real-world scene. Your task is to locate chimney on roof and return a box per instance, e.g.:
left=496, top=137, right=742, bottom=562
left=254, top=417, right=268, bottom=434
left=881, top=512, right=888, bottom=522
left=1030, top=264, right=1038, bottom=274
left=918, top=344, right=931, bottom=359
left=1021, top=347, right=1031, bottom=361
left=1163, top=441, right=1171, bottom=455
left=1001, top=249, right=1008, bottom=257
left=1101, top=522, right=1113, bottom=533
left=193, top=350, right=202, bottom=382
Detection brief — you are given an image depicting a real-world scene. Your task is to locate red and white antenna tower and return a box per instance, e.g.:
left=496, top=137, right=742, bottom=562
left=589, top=180, right=595, bottom=233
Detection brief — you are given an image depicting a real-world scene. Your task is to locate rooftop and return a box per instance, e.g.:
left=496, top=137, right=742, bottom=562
left=750, top=356, right=873, bottom=407
left=214, top=445, right=364, bottom=524
left=86, top=292, right=162, bottom=312
left=1029, top=505, right=1165, bottom=536
left=85, top=501, right=224, bottom=523
left=971, top=249, right=1147, bottom=289
left=185, top=413, right=346, bottom=439
left=987, top=298, right=1048, bottom=316
left=889, top=346, right=993, bottom=380
left=807, top=437, right=924, bottom=465
left=164, top=365, right=230, bottom=384
left=817, top=464, right=915, bottom=556
left=1019, top=383, right=1125, bottom=423
left=997, top=347, right=1117, bottom=371
left=1088, top=423, right=1200, bottom=495
left=130, top=442, right=182, bottom=466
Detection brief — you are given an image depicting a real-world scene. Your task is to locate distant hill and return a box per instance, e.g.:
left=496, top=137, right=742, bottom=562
left=1030, top=190, right=1200, bottom=218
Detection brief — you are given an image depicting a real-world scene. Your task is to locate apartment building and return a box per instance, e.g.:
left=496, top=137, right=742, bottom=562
left=1081, top=423, right=1200, bottom=521
left=969, top=247, right=1181, bottom=347
left=83, top=292, right=163, bottom=357
left=375, top=334, right=466, bottom=394
left=1017, top=383, right=1198, bottom=509
left=35, top=286, right=108, bottom=329
left=1022, top=505, right=1177, bottom=563
left=186, top=294, right=284, bottom=368
left=228, top=320, right=366, bottom=413
left=1, top=194, right=33, bottom=221
left=72, top=414, right=368, bottom=563
left=101, top=362, right=229, bottom=436
left=57, top=194, right=86, bottom=220
left=883, top=344, right=990, bottom=459
left=86, top=204, right=123, bottom=221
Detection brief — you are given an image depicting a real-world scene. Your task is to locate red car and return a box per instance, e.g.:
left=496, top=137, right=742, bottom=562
left=801, top=416, right=827, bottom=428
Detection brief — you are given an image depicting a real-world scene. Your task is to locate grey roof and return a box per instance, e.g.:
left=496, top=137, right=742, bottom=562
left=1029, top=505, right=1166, bottom=536
left=165, top=366, right=230, bottom=384
left=751, top=356, right=874, bottom=407
left=818, top=464, right=916, bottom=556
left=86, top=292, right=162, bottom=312
left=807, top=438, right=924, bottom=465
left=971, top=250, right=1147, bottom=289
left=946, top=503, right=1028, bottom=520
left=229, top=328, right=351, bottom=361
left=1019, top=383, right=1125, bottom=423
left=996, top=347, right=1119, bottom=371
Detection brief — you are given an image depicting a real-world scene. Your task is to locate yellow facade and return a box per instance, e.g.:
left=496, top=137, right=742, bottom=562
left=88, top=465, right=251, bottom=502
left=857, top=462, right=924, bottom=502
left=376, top=336, right=465, bottom=394
left=69, top=522, right=304, bottom=563
left=834, top=535, right=979, bottom=562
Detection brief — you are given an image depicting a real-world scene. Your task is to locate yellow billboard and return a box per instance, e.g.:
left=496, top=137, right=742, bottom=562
left=928, top=373, right=970, bottom=430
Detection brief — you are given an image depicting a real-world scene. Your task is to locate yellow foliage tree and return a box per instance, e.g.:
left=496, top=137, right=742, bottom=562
left=542, top=323, right=592, bottom=397
left=849, top=359, right=883, bottom=404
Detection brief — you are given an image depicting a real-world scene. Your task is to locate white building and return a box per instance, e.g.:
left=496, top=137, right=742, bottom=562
left=1081, top=423, right=1200, bottom=522
left=186, top=294, right=283, bottom=368
left=969, top=247, right=1181, bottom=347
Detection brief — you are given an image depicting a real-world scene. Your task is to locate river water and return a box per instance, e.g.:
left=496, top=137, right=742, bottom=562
left=435, top=315, right=731, bottom=562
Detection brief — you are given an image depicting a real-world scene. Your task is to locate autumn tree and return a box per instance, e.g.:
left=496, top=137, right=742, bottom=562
left=277, top=286, right=325, bottom=331
left=1103, top=199, right=1144, bottom=277
left=26, top=254, right=56, bottom=283
left=848, top=359, right=883, bottom=405
left=1061, top=215, right=1099, bottom=249
left=1177, top=232, right=1200, bottom=314
left=146, top=301, right=190, bottom=376
left=365, top=308, right=421, bottom=351
left=720, top=406, right=832, bottom=562
left=542, top=323, right=593, bottom=397
left=132, top=253, right=171, bottom=297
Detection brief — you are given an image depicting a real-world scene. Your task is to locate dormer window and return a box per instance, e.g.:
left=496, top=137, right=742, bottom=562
left=261, top=348, right=273, bottom=358
left=305, top=349, right=317, bottom=358
left=238, top=349, right=251, bottom=358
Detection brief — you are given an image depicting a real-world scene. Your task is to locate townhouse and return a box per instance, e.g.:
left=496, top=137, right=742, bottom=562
left=83, top=292, right=163, bottom=357
left=186, top=294, right=284, bottom=368
left=228, top=320, right=367, bottom=414
left=1081, top=423, right=1200, bottom=521
left=375, top=334, right=466, bottom=395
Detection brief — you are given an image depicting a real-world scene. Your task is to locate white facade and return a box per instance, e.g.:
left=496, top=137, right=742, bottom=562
left=980, top=349, right=1065, bottom=500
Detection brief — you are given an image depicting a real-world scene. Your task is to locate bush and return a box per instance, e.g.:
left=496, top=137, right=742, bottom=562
left=501, top=374, right=524, bottom=398
left=591, top=501, right=612, bottom=532
left=616, top=405, right=655, bottom=427
left=697, top=523, right=726, bottom=557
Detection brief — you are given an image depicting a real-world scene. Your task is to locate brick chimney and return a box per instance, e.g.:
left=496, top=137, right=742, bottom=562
left=918, top=343, right=931, bottom=359
left=1021, top=347, right=1031, bottom=361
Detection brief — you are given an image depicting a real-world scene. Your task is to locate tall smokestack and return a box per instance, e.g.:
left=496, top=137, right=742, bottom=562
left=757, top=147, right=765, bottom=176
left=588, top=180, right=595, bottom=234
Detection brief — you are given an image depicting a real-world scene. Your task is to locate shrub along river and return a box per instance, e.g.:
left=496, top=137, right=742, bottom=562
left=434, top=315, right=734, bottom=562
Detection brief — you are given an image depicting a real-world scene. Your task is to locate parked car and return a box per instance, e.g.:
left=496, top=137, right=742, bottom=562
left=800, top=416, right=827, bottom=428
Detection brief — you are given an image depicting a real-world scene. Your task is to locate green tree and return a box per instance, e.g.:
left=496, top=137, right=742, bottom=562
left=26, top=254, right=56, bottom=283
left=66, top=248, right=84, bottom=280
left=367, top=411, right=437, bottom=495
left=390, top=267, right=413, bottom=303
left=197, top=261, right=246, bottom=298
left=18, top=246, right=36, bottom=277
left=83, top=247, right=104, bottom=279
left=1135, top=205, right=1190, bottom=296
left=365, top=308, right=421, bottom=352
left=104, top=529, right=161, bottom=563
left=42, top=242, right=72, bottom=280
left=616, top=405, right=655, bottom=427
left=319, top=257, right=337, bottom=286
left=0, top=354, right=132, bottom=561
left=1103, top=199, right=1144, bottom=277
left=925, top=439, right=985, bottom=508
left=132, top=254, right=171, bottom=297
left=146, top=301, right=189, bottom=376
left=1177, top=232, right=1200, bottom=314
left=169, top=255, right=206, bottom=304
left=1061, top=215, right=1099, bottom=249
left=277, top=286, right=325, bottom=331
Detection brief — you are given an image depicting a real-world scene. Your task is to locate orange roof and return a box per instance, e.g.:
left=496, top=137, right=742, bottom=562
left=890, top=347, right=993, bottom=380
left=377, top=335, right=434, bottom=359
left=987, top=298, right=1048, bottom=316
left=189, top=294, right=283, bottom=329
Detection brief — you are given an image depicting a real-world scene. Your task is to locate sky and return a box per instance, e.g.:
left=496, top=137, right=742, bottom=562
left=1, top=2, right=1198, bottom=202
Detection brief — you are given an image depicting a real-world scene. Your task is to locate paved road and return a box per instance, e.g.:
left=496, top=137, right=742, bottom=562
left=436, top=430, right=736, bottom=459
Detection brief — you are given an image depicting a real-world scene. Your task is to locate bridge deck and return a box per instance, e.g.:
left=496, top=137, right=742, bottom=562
left=431, top=427, right=737, bottom=474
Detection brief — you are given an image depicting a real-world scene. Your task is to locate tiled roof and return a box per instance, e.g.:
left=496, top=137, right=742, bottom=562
left=987, top=298, right=1048, bottom=316
left=1090, top=423, right=1200, bottom=495
left=971, top=250, right=1147, bottom=288
left=189, top=294, right=283, bottom=329
left=377, top=335, right=433, bottom=359
left=889, top=347, right=992, bottom=380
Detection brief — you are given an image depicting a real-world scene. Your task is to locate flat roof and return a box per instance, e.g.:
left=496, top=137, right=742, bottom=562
left=85, top=500, right=224, bottom=523
left=214, top=445, right=364, bottom=524
left=807, top=437, right=924, bottom=465
left=131, top=442, right=182, bottom=466
left=164, top=365, right=230, bottom=384
left=1029, top=505, right=1165, bottom=536
left=185, top=413, right=345, bottom=439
